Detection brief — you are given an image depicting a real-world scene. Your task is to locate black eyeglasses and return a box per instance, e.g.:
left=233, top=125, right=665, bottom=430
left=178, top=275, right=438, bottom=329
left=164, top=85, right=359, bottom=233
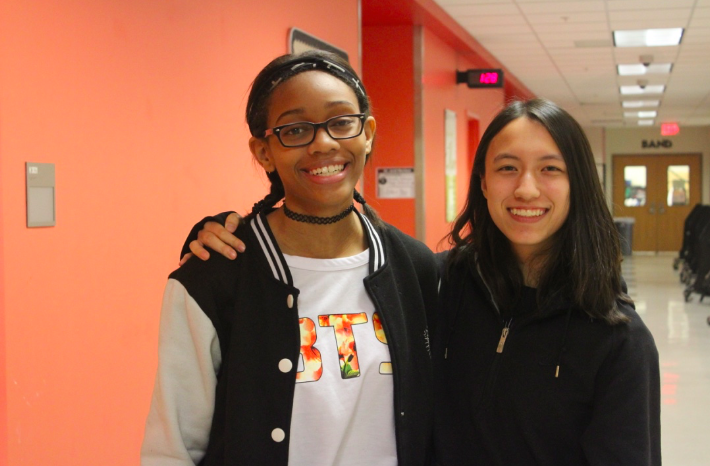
left=262, top=114, right=366, bottom=148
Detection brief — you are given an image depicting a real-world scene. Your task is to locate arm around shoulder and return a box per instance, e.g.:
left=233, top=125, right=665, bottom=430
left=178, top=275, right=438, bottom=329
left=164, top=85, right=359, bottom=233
left=179, top=211, right=238, bottom=260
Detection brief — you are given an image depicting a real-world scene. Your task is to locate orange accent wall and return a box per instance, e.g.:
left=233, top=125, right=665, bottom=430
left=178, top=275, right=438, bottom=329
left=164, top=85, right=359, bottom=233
left=421, top=29, right=508, bottom=251
left=362, top=25, right=417, bottom=237
left=0, top=123, right=6, bottom=464
left=361, top=0, right=535, bottom=250
left=0, top=1, right=358, bottom=465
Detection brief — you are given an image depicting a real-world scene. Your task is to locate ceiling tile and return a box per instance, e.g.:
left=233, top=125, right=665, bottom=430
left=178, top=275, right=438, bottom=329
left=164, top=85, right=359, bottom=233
left=473, top=32, right=539, bottom=44
left=459, top=14, right=528, bottom=27
left=526, top=12, right=608, bottom=24
left=607, top=0, right=696, bottom=10
left=531, top=22, right=610, bottom=33
left=609, top=9, right=691, bottom=23
left=610, top=19, right=689, bottom=30
left=442, top=4, right=519, bottom=16
left=518, top=1, right=605, bottom=15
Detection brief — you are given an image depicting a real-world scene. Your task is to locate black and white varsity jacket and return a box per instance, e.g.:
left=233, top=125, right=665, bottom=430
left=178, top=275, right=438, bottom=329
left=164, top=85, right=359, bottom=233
left=141, top=210, right=438, bottom=466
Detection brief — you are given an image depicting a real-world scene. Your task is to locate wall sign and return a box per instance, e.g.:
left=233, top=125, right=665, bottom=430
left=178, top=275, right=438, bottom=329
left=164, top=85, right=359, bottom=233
left=661, top=123, right=680, bottom=136
left=289, top=28, right=349, bottom=62
left=376, top=167, right=415, bottom=199
left=26, top=162, right=56, bottom=227
left=642, top=139, right=673, bottom=149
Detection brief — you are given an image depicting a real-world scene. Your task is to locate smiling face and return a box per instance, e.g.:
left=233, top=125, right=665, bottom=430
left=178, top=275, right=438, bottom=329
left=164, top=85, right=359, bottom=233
left=249, top=70, right=375, bottom=216
left=481, top=117, right=570, bottom=262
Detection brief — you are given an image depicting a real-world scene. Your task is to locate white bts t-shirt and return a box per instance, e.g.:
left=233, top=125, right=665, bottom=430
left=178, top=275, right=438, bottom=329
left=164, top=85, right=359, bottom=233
left=284, top=249, right=397, bottom=466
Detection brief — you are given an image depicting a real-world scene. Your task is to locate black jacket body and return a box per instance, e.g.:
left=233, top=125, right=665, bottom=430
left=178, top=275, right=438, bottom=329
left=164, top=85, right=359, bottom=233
left=433, top=258, right=661, bottom=466
left=176, top=211, right=438, bottom=465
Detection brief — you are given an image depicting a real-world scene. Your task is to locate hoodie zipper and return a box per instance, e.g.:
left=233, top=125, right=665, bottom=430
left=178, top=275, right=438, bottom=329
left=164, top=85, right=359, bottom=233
left=474, top=263, right=517, bottom=409
left=496, top=318, right=513, bottom=353
left=473, top=262, right=514, bottom=354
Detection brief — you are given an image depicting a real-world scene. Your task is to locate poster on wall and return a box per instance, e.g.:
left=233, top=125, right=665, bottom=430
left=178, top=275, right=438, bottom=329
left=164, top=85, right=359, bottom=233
left=376, top=167, right=415, bottom=199
left=289, top=28, right=349, bottom=62
left=445, top=109, right=457, bottom=222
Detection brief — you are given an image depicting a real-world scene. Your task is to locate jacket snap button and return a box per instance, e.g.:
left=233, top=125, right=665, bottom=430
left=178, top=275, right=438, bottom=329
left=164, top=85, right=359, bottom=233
left=272, top=428, right=285, bottom=442
left=287, top=294, right=294, bottom=308
left=278, top=358, right=293, bottom=373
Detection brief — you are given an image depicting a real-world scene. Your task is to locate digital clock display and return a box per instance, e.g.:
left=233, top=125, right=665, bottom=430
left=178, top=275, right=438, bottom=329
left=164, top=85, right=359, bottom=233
left=456, top=69, right=505, bottom=89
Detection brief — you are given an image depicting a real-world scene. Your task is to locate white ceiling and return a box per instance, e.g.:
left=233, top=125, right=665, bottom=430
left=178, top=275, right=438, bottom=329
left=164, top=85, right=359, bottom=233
left=433, top=0, right=710, bottom=128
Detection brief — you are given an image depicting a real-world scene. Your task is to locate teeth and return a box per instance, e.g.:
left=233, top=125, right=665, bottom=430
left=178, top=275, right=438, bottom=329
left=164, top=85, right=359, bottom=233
left=310, top=164, right=344, bottom=176
left=510, top=208, right=546, bottom=217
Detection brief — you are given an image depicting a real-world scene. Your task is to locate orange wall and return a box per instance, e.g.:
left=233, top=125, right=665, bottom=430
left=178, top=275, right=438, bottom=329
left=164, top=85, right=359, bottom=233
left=361, top=22, right=523, bottom=250
left=0, top=121, right=6, bottom=463
left=421, top=29, right=506, bottom=251
left=361, top=0, right=535, bottom=251
left=0, top=1, right=358, bottom=465
left=362, top=25, right=417, bottom=237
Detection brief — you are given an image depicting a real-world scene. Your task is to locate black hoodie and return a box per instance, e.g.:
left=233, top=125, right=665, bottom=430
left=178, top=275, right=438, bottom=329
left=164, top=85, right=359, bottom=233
left=433, top=258, right=661, bottom=465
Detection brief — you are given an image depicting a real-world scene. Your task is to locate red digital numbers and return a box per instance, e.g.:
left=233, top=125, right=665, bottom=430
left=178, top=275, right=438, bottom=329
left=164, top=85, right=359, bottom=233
left=479, top=72, right=499, bottom=84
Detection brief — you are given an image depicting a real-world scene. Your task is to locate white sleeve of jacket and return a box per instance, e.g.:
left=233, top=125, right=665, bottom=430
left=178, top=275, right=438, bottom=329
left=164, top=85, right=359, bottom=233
left=141, top=278, right=222, bottom=466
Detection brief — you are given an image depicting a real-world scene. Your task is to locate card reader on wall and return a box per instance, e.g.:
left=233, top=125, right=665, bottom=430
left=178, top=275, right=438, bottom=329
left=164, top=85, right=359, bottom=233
left=26, top=162, right=56, bottom=227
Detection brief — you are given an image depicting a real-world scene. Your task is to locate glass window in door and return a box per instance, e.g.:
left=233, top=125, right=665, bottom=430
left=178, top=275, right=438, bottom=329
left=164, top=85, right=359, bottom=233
left=667, top=165, right=690, bottom=206
left=624, top=166, right=647, bottom=207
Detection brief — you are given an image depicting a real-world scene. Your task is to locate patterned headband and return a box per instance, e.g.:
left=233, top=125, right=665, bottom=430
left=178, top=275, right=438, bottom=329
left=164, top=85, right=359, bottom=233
left=259, top=57, right=366, bottom=99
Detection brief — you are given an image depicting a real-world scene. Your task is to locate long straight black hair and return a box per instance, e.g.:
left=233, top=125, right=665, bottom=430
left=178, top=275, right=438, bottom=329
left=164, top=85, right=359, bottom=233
left=448, top=98, right=630, bottom=324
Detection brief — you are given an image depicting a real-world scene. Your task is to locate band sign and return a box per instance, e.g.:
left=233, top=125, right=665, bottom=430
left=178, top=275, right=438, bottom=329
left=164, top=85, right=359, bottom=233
left=456, top=69, right=505, bottom=89
left=642, top=139, right=672, bottom=149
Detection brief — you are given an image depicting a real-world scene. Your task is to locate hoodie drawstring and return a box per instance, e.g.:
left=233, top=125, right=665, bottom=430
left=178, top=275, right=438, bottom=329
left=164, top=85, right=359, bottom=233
left=555, top=308, right=573, bottom=378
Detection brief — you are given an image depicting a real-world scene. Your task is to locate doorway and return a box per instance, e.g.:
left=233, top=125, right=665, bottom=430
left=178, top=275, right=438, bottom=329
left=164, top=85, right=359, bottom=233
left=612, top=154, right=702, bottom=252
left=467, top=117, right=480, bottom=176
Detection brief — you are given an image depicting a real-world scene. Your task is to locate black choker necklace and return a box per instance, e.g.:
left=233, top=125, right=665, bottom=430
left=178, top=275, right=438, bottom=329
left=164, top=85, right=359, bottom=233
left=282, top=203, right=355, bottom=225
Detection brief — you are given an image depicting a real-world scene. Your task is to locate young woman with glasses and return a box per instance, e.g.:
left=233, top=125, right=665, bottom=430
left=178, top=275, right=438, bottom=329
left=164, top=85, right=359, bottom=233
left=141, top=50, right=439, bottom=466
left=180, top=97, right=661, bottom=465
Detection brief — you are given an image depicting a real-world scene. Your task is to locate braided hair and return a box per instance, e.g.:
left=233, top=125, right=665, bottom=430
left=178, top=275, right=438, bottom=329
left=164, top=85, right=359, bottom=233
left=243, top=50, right=382, bottom=227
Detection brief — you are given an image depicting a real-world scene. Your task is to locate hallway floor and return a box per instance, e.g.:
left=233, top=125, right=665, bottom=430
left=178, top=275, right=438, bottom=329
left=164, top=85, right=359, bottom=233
left=623, top=254, right=710, bottom=465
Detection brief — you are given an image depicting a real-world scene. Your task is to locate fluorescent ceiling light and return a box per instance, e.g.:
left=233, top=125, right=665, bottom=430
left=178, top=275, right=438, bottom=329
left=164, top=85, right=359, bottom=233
left=617, top=64, right=672, bottom=76
left=622, top=100, right=660, bottom=108
left=638, top=120, right=654, bottom=126
left=614, top=28, right=683, bottom=47
left=625, top=111, right=658, bottom=118
left=620, top=85, right=665, bottom=95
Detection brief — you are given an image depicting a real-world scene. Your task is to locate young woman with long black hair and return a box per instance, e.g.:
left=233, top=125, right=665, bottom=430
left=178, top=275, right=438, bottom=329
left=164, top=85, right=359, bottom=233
left=434, top=99, right=660, bottom=465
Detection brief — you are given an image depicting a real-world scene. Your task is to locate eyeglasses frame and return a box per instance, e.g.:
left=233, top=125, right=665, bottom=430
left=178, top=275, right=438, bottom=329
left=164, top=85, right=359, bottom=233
left=262, top=113, right=366, bottom=148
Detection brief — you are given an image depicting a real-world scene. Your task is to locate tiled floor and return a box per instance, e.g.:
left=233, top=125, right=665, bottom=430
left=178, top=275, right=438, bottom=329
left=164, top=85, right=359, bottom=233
left=623, top=254, right=710, bottom=465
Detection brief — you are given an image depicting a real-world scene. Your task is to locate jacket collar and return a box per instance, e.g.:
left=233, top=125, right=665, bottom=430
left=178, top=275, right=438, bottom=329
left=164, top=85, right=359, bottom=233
left=249, top=209, right=386, bottom=287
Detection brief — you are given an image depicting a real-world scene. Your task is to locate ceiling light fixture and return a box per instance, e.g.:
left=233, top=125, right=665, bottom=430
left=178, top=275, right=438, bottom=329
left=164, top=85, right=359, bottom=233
left=617, top=64, right=672, bottom=76
left=638, top=120, right=654, bottom=126
left=613, top=28, right=684, bottom=47
left=624, top=111, right=658, bottom=118
left=622, top=100, right=660, bottom=108
left=620, top=85, right=665, bottom=95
